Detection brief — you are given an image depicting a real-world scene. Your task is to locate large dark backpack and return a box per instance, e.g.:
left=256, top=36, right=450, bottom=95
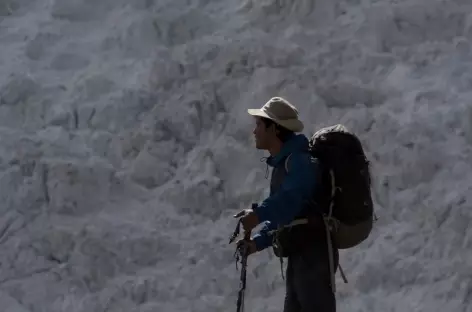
left=308, top=124, right=374, bottom=249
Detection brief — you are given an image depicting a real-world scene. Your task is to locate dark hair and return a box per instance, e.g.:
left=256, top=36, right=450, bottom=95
left=261, top=117, right=294, bottom=142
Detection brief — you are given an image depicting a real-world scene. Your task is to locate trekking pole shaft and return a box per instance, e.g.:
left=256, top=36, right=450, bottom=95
left=235, top=203, right=257, bottom=312
left=236, top=245, right=247, bottom=312
left=236, top=231, right=251, bottom=312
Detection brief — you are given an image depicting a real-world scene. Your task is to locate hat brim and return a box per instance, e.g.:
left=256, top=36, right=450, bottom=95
left=248, top=108, right=304, bottom=132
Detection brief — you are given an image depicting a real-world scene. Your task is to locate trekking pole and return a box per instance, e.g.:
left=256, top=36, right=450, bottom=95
left=235, top=231, right=250, bottom=312
left=229, top=203, right=257, bottom=312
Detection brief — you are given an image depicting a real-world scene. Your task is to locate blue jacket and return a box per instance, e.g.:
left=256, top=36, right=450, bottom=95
left=253, top=133, right=321, bottom=251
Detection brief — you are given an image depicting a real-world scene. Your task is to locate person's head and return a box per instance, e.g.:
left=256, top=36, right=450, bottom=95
left=252, top=116, right=294, bottom=150
left=247, top=97, right=304, bottom=153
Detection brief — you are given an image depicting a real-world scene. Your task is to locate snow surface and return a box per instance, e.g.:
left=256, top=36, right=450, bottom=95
left=1, top=0, right=472, bottom=311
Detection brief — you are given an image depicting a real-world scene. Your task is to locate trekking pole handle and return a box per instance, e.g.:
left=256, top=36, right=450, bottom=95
left=244, top=203, right=258, bottom=240
left=229, top=203, right=258, bottom=244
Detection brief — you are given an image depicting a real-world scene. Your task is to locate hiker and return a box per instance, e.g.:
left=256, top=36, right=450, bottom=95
left=235, top=96, right=338, bottom=312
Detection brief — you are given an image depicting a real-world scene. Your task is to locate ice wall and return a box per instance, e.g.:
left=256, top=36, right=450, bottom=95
left=0, top=0, right=472, bottom=311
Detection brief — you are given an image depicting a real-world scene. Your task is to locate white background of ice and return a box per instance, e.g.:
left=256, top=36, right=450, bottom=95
left=1, top=0, right=472, bottom=311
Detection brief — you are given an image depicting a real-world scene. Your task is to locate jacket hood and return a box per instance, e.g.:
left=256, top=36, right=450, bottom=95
left=266, top=133, right=310, bottom=167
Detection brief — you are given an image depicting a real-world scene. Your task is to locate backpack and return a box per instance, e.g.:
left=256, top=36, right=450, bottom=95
left=308, top=124, right=374, bottom=249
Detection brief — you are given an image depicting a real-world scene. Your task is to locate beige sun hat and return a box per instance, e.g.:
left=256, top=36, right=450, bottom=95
left=247, top=97, right=304, bottom=132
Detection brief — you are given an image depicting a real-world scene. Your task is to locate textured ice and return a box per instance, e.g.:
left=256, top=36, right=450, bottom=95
left=1, top=0, right=472, bottom=311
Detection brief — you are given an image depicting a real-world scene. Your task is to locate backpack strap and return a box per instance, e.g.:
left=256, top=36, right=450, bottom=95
left=322, top=169, right=348, bottom=294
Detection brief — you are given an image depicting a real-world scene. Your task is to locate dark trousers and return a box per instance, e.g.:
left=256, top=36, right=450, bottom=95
left=283, top=245, right=338, bottom=312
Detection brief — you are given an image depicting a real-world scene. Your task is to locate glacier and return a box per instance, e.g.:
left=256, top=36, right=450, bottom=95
left=0, top=0, right=472, bottom=311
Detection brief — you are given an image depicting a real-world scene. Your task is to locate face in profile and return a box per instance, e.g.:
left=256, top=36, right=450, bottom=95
left=252, top=117, right=274, bottom=150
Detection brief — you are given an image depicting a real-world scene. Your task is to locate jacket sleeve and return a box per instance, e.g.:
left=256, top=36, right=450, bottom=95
left=254, top=153, right=320, bottom=227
